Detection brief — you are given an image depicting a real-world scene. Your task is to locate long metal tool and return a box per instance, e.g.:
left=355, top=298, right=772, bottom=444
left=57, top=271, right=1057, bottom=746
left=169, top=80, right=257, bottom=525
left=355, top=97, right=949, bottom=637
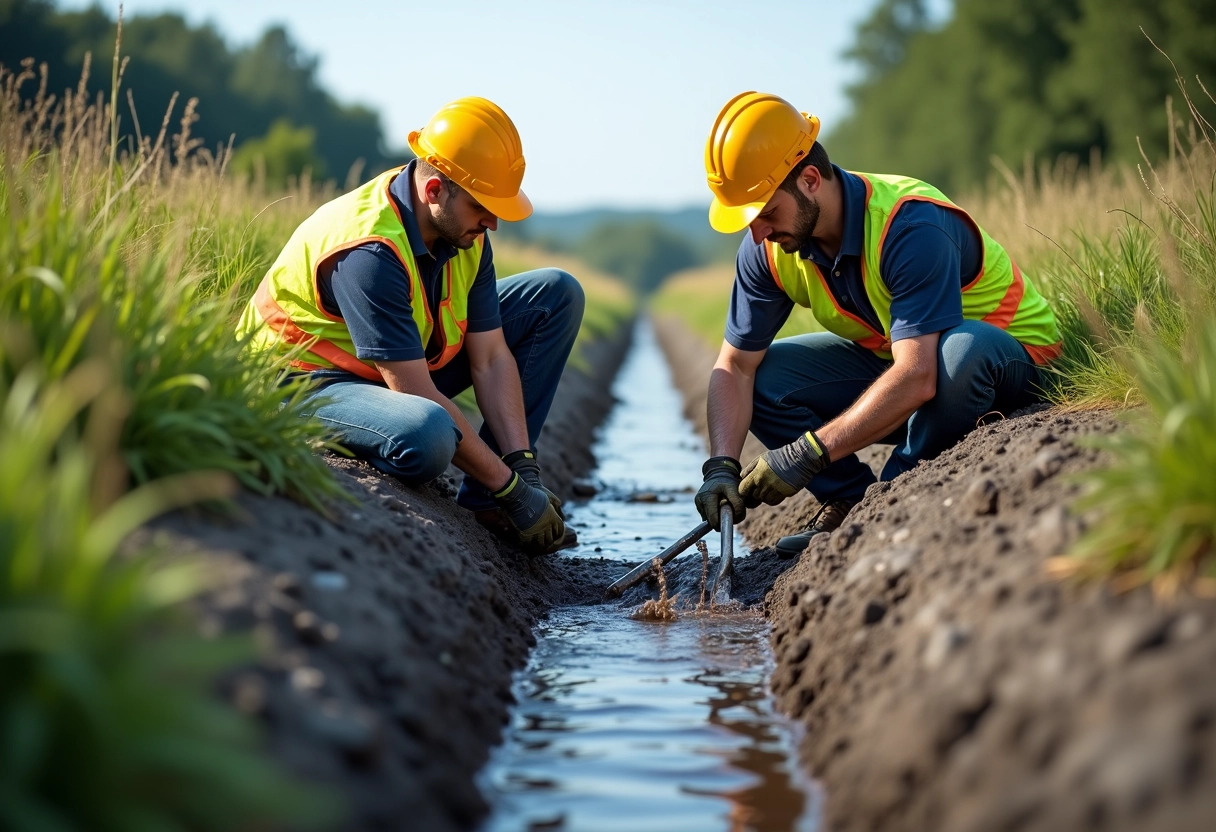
left=710, top=505, right=734, bottom=602
left=604, top=520, right=712, bottom=600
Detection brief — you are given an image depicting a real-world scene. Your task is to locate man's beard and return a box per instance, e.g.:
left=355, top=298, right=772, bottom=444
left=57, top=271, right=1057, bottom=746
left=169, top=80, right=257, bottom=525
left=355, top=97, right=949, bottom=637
left=433, top=199, right=480, bottom=250
left=775, top=186, right=820, bottom=253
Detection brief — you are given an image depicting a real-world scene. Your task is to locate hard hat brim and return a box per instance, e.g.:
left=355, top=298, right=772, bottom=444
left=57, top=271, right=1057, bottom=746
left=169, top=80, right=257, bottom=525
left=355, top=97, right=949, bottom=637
left=708, top=195, right=768, bottom=234
left=470, top=187, right=533, bottom=223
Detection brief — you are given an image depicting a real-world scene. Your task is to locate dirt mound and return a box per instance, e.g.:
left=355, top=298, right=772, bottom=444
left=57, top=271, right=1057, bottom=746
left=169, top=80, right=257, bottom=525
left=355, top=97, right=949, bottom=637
left=654, top=315, right=1216, bottom=832
left=137, top=325, right=633, bottom=832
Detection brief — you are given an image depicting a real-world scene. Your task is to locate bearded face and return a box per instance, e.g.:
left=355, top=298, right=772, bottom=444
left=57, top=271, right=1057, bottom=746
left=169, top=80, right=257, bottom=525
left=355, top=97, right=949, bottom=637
left=778, top=184, right=821, bottom=254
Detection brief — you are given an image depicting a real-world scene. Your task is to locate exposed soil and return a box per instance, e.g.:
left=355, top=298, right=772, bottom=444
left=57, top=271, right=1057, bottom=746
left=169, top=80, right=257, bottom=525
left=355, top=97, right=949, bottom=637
left=654, top=315, right=1216, bottom=832
left=133, top=326, right=633, bottom=832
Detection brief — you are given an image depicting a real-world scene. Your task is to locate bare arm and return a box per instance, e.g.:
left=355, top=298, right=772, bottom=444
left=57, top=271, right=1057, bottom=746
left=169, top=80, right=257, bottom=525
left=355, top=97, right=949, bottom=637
left=464, top=327, right=530, bottom=453
left=374, top=358, right=513, bottom=492
left=816, top=332, right=940, bottom=460
left=707, top=341, right=767, bottom=460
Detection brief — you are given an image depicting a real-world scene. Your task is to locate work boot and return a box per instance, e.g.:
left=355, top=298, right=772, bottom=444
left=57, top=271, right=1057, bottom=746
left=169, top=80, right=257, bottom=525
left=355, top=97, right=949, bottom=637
left=774, top=499, right=854, bottom=559
left=474, top=508, right=578, bottom=556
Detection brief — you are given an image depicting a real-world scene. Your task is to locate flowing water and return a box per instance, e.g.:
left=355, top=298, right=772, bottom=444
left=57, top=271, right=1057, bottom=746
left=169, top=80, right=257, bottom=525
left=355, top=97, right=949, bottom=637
left=478, top=320, right=819, bottom=832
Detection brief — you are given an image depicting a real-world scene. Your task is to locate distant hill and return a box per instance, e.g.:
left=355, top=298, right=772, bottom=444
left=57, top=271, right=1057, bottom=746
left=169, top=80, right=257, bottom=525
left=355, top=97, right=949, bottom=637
left=498, top=205, right=742, bottom=265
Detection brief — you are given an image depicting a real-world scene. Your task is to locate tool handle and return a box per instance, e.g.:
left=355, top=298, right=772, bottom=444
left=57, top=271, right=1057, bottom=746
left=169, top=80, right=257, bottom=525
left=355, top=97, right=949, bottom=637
left=604, top=520, right=712, bottom=600
left=711, top=505, right=734, bottom=599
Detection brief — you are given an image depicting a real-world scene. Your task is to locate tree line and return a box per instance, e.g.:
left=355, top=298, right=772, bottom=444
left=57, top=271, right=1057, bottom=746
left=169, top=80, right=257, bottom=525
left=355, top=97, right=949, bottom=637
left=828, top=0, right=1216, bottom=194
left=0, top=0, right=403, bottom=185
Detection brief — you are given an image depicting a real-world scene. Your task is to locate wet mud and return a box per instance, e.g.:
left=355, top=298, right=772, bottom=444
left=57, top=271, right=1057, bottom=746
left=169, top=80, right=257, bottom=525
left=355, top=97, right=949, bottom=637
left=135, top=325, right=634, bottom=832
left=653, top=314, right=1216, bottom=832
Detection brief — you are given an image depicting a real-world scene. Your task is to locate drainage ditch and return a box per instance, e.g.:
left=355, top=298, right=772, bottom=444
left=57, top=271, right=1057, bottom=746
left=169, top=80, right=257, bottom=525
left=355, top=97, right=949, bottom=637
left=478, top=320, right=820, bottom=832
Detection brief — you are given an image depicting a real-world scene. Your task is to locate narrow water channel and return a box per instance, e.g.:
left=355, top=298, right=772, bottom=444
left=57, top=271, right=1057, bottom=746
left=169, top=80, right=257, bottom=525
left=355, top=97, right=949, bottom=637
left=478, top=319, right=819, bottom=832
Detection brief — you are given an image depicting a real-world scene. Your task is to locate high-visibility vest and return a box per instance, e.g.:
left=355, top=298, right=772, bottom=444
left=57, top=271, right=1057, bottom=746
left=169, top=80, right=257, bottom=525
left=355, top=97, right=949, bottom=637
left=236, top=166, right=483, bottom=380
left=764, top=173, right=1061, bottom=365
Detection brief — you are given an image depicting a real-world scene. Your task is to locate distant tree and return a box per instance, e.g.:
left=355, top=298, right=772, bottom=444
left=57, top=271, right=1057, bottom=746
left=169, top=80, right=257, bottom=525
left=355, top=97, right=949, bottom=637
left=230, top=119, right=326, bottom=187
left=0, top=0, right=398, bottom=183
left=828, top=0, right=1216, bottom=194
left=575, top=220, right=701, bottom=293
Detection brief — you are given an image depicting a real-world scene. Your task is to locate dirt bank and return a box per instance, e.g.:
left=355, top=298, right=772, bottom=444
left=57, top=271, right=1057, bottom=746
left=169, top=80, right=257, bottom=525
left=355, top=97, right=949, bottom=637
left=654, top=314, right=1216, bottom=832
left=136, top=324, right=634, bottom=832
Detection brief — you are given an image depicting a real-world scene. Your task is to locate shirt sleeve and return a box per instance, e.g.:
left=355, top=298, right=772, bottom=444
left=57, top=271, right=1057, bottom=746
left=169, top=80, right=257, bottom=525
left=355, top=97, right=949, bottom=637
left=724, top=239, right=794, bottom=351
left=324, top=242, right=426, bottom=362
left=880, top=202, right=972, bottom=343
left=466, top=235, right=503, bottom=333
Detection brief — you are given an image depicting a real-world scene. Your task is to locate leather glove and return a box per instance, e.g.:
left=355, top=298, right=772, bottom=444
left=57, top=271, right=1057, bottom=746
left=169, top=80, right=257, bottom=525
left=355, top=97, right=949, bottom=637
left=492, top=471, right=566, bottom=553
left=695, top=456, right=745, bottom=531
left=740, top=430, right=830, bottom=507
left=502, top=449, right=562, bottom=516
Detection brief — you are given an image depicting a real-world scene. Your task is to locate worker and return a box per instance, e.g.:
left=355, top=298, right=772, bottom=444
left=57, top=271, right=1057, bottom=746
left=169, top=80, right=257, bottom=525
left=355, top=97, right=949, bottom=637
left=238, top=97, right=582, bottom=556
left=694, top=92, right=1061, bottom=557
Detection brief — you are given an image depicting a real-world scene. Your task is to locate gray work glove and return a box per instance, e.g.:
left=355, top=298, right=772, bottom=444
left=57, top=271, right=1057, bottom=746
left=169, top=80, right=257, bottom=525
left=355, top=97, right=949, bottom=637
left=695, top=456, right=745, bottom=531
left=739, top=430, right=831, bottom=507
left=492, top=471, right=566, bottom=554
left=502, top=449, right=562, bottom=516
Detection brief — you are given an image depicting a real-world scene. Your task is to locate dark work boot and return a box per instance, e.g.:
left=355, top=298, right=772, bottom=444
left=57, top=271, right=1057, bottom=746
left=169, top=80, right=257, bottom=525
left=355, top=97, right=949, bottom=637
left=775, top=499, right=854, bottom=559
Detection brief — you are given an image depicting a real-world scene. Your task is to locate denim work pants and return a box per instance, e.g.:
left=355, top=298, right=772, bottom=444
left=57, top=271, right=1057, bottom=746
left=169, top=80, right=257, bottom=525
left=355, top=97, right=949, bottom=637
left=749, top=320, right=1046, bottom=506
left=302, top=268, right=584, bottom=511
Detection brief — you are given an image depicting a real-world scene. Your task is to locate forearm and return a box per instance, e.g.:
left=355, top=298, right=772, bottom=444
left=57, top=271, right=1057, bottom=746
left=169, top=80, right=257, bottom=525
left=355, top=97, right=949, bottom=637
left=707, top=363, right=755, bottom=460
left=818, top=362, right=933, bottom=459
left=471, top=353, right=530, bottom=453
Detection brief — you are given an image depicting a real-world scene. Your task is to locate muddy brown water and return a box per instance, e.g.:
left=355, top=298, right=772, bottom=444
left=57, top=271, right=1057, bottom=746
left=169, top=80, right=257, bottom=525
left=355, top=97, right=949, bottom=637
left=478, top=321, right=819, bottom=832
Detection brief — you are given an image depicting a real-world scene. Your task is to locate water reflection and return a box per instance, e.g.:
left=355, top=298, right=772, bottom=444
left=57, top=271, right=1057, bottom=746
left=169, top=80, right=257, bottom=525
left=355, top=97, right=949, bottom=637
left=478, top=321, right=818, bottom=831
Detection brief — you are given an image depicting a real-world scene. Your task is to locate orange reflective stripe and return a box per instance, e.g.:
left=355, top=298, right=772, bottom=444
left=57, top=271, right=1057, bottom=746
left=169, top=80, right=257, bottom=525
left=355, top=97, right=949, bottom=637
left=1023, top=341, right=1063, bottom=366
left=982, top=262, right=1025, bottom=330
left=806, top=247, right=888, bottom=350
left=428, top=318, right=469, bottom=370
left=765, top=243, right=785, bottom=291
left=254, top=279, right=382, bottom=381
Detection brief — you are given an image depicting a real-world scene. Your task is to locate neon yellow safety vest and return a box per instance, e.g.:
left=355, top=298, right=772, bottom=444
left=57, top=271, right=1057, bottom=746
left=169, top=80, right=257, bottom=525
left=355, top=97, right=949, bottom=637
left=236, top=166, right=483, bottom=380
left=764, top=173, right=1061, bottom=365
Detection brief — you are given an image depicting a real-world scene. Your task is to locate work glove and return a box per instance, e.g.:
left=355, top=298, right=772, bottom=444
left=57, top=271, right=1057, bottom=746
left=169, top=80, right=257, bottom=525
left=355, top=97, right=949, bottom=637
left=695, top=456, right=746, bottom=531
left=739, top=430, right=831, bottom=507
left=502, top=449, right=562, bottom=516
left=492, top=471, right=566, bottom=554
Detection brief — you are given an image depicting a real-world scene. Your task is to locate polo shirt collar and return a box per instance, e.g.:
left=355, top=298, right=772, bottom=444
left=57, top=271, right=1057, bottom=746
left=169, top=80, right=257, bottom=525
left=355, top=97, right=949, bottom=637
left=391, top=160, right=437, bottom=259
left=799, top=164, right=865, bottom=262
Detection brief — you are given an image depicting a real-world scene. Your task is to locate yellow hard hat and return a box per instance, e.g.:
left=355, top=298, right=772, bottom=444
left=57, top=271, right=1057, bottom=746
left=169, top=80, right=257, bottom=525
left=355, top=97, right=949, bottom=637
left=704, top=92, right=821, bottom=233
left=408, top=97, right=533, bottom=222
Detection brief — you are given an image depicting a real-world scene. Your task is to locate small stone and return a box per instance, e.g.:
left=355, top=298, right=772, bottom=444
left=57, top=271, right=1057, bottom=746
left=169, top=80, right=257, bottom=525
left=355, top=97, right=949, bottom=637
left=1027, top=449, right=1066, bottom=487
left=923, top=624, right=970, bottom=669
left=862, top=600, right=888, bottom=625
left=1026, top=506, right=1070, bottom=557
left=231, top=673, right=267, bottom=715
left=294, top=610, right=330, bottom=645
left=943, top=497, right=954, bottom=507
left=1172, top=612, right=1204, bottom=642
left=303, top=702, right=382, bottom=767
left=311, top=570, right=349, bottom=592
left=962, top=477, right=999, bottom=516
left=571, top=478, right=598, bottom=497
left=628, top=492, right=660, bottom=503
left=290, top=666, right=325, bottom=692
left=891, top=528, right=912, bottom=544
left=272, top=572, right=302, bottom=598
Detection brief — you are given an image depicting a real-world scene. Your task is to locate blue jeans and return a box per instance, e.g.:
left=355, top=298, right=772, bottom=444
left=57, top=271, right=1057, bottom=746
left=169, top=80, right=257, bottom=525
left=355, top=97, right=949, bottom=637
left=302, top=268, right=585, bottom=511
left=749, top=321, right=1045, bottom=505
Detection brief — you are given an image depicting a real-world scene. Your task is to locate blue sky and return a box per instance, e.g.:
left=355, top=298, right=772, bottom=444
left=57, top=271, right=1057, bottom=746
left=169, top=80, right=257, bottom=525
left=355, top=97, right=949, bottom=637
left=61, top=1, right=893, bottom=211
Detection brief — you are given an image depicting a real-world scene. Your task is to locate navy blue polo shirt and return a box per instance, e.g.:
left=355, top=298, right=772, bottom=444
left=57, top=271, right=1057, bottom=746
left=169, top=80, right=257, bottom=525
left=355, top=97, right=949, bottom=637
left=317, top=160, right=501, bottom=364
left=725, top=165, right=982, bottom=353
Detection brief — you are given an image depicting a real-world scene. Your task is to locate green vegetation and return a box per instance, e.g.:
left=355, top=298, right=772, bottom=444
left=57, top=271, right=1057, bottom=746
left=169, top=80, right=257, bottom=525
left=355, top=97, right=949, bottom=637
left=0, top=0, right=401, bottom=185
left=1, top=27, right=349, bottom=827
left=831, top=0, right=1216, bottom=194
left=0, top=353, right=339, bottom=831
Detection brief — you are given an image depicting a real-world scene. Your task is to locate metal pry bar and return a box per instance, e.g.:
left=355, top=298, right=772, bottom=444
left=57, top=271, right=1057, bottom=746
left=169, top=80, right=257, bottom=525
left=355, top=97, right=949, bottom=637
left=710, top=504, right=734, bottom=601
left=604, top=520, right=712, bottom=600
